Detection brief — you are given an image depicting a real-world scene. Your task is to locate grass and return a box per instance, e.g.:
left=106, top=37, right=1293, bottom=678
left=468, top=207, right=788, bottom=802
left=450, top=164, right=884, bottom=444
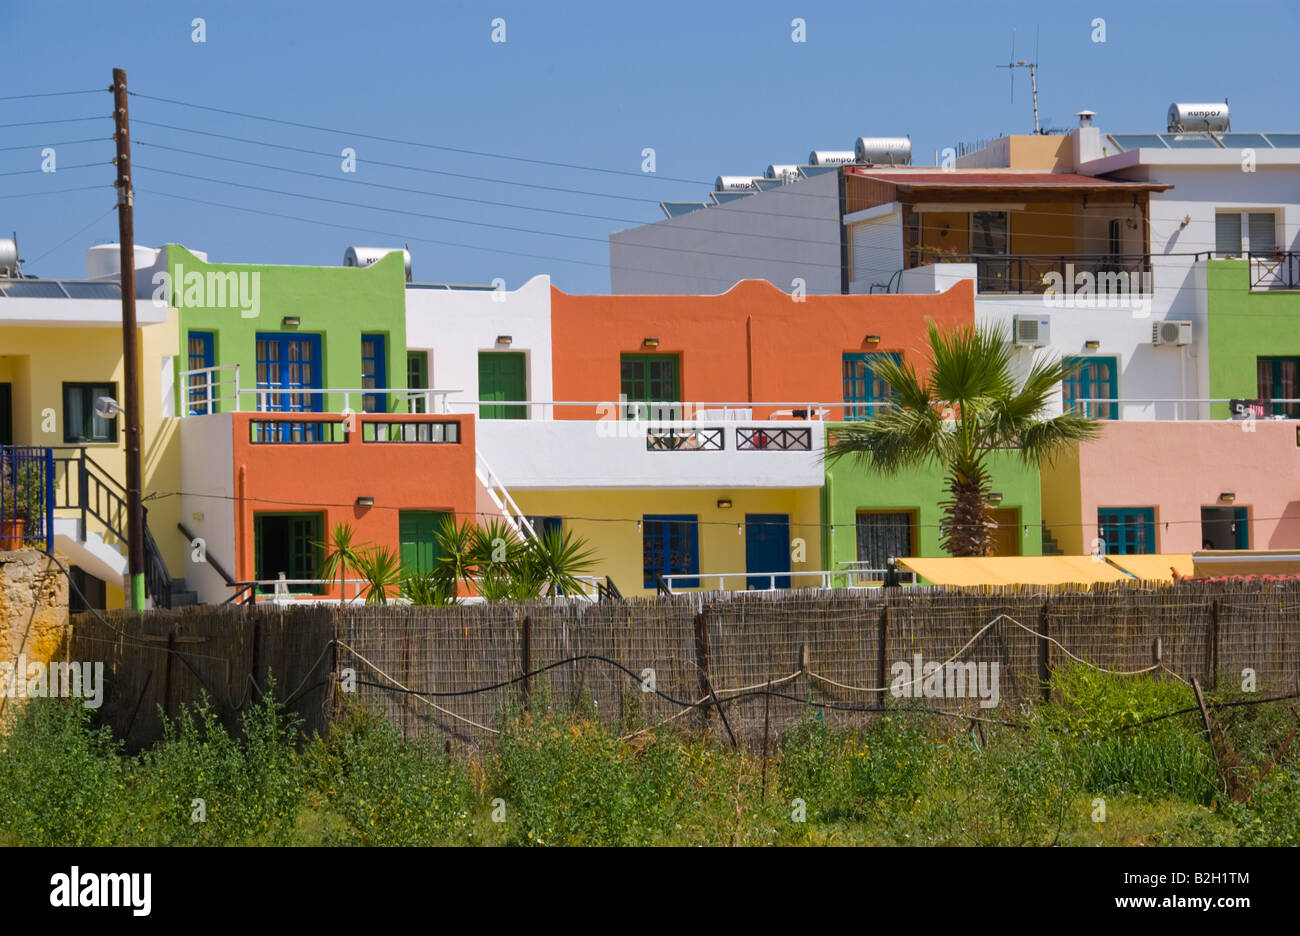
left=0, top=666, right=1295, bottom=846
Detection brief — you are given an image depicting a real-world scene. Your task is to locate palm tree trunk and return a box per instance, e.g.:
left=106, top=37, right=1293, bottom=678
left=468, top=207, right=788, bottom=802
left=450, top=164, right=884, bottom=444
left=941, top=474, right=993, bottom=557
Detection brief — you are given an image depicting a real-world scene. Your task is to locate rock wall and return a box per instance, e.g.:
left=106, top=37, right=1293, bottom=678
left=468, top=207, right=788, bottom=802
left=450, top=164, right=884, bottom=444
left=1, top=549, right=70, bottom=681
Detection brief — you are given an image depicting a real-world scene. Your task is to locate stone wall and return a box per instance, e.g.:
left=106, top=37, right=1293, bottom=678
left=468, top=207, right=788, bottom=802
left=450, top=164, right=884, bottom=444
left=1, top=549, right=70, bottom=682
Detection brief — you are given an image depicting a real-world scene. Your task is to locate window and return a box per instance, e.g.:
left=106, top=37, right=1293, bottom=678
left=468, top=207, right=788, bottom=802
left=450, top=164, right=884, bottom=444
left=1063, top=356, right=1118, bottom=419
left=1215, top=213, right=1242, bottom=257
left=523, top=515, right=562, bottom=540
left=642, top=514, right=698, bottom=588
left=1258, top=356, right=1300, bottom=418
left=253, top=512, right=324, bottom=594
left=186, top=331, right=215, bottom=415
left=62, top=383, right=118, bottom=443
left=1201, top=506, right=1248, bottom=550
left=0, top=383, right=11, bottom=446
left=407, top=351, right=429, bottom=413
left=972, top=210, right=1010, bottom=292
left=855, top=512, right=914, bottom=573
left=362, top=333, right=387, bottom=413
left=1248, top=212, right=1277, bottom=256
left=398, top=510, right=451, bottom=575
left=1097, top=508, right=1156, bottom=556
left=842, top=352, right=898, bottom=421
left=621, top=354, right=680, bottom=419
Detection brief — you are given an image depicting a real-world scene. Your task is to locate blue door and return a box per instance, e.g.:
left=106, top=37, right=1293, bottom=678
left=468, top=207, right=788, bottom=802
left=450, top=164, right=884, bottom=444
left=745, top=513, right=790, bottom=589
left=186, top=331, right=214, bottom=415
left=361, top=333, right=387, bottom=413
left=255, top=333, right=323, bottom=441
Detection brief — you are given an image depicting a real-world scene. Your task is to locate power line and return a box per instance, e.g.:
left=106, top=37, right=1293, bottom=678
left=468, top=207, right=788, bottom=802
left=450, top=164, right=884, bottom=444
left=0, top=183, right=109, bottom=200
left=25, top=203, right=118, bottom=267
left=0, top=161, right=108, bottom=177
left=0, top=137, right=109, bottom=153
left=0, top=89, right=106, bottom=101
left=0, top=116, right=110, bottom=129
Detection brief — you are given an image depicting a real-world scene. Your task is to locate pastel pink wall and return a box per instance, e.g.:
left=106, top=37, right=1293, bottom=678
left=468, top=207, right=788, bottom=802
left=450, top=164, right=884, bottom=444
left=1073, top=421, right=1300, bottom=553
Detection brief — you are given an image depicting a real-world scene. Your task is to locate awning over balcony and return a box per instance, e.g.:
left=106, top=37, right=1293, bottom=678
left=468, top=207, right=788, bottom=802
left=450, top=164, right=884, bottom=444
left=897, top=555, right=1132, bottom=586
left=846, top=168, right=1174, bottom=194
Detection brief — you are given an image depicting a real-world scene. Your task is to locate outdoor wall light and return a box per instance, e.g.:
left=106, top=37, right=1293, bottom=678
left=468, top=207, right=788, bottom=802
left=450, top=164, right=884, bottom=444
left=355, top=496, right=375, bottom=508
left=642, top=337, right=660, bottom=349
left=1084, top=339, right=1101, bottom=350
left=1219, top=492, right=1236, bottom=504
left=496, top=335, right=512, bottom=346
left=94, top=396, right=124, bottom=420
left=737, top=523, right=743, bottom=536
left=865, top=335, right=882, bottom=345
left=987, top=492, right=1003, bottom=504
left=717, top=498, right=733, bottom=509
left=282, top=316, right=301, bottom=327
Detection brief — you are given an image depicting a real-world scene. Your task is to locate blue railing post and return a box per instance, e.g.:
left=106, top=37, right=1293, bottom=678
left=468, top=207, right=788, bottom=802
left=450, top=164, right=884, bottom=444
left=44, top=447, right=54, bottom=553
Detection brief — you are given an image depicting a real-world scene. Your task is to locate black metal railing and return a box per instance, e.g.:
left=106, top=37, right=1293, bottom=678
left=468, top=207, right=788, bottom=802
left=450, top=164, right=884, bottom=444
left=736, top=427, right=812, bottom=451
left=907, top=251, right=1152, bottom=295
left=1249, top=251, right=1300, bottom=290
left=596, top=576, right=626, bottom=603
left=0, top=446, right=54, bottom=552
left=48, top=446, right=172, bottom=609
left=361, top=419, right=461, bottom=443
left=646, top=427, right=724, bottom=451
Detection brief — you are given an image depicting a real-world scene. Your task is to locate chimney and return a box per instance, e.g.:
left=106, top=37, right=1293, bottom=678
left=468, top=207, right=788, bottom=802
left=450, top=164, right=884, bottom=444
left=1073, top=110, right=1104, bottom=172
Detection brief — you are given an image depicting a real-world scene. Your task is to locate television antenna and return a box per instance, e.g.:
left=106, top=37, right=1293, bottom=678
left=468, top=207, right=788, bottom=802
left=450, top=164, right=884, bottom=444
left=997, top=26, right=1041, bottom=133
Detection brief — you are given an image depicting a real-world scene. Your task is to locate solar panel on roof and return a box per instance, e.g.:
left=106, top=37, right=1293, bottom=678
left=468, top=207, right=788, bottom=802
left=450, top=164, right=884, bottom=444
left=660, top=202, right=709, bottom=218
left=710, top=191, right=753, bottom=205
left=1160, top=133, right=1222, bottom=148
left=752, top=179, right=783, bottom=191
left=61, top=281, right=122, bottom=299
left=1263, top=133, right=1300, bottom=148
left=1107, top=133, right=1169, bottom=151
left=1219, top=133, right=1272, bottom=149
left=798, top=165, right=839, bottom=177
left=0, top=280, right=69, bottom=298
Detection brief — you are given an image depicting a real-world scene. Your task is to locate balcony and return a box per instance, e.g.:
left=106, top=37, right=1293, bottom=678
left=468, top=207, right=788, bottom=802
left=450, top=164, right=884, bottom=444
left=1249, top=251, right=1300, bottom=291
left=475, top=418, right=826, bottom=490
left=904, top=252, right=1153, bottom=296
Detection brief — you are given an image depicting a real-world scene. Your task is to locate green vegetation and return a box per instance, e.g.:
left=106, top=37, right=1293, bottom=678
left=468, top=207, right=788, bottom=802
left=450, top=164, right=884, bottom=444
left=0, top=667, right=1295, bottom=846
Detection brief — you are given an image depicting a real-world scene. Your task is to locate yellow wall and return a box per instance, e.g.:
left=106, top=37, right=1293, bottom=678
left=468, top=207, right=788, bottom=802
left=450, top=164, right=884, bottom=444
left=1008, top=135, right=1073, bottom=171
left=1010, top=203, right=1076, bottom=257
left=1041, top=443, right=1083, bottom=554
left=0, top=313, right=183, bottom=581
left=919, top=212, right=969, bottom=257
left=511, top=488, right=823, bottom=595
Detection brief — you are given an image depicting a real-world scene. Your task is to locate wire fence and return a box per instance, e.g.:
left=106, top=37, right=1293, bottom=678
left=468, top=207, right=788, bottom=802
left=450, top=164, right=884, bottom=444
left=66, top=580, right=1300, bottom=749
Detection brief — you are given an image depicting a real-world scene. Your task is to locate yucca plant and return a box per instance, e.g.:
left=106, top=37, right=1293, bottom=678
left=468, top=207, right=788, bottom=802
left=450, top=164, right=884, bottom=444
left=354, top=545, right=402, bottom=605
left=520, top=526, right=599, bottom=598
left=315, top=522, right=365, bottom=602
left=826, top=321, right=1100, bottom=557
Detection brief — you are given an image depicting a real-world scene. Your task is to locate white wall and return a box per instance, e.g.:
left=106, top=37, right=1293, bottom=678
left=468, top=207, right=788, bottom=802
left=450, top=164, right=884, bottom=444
left=477, top=419, right=827, bottom=489
left=848, top=208, right=903, bottom=293
left=609, top=171, right=844, bottom=295
left=179, top=413, right=236, bottom=605
left=403, top=274, right=553, bottom=419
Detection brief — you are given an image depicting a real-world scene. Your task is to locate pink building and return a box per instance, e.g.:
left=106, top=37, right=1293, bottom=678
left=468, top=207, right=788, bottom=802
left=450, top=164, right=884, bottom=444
left=1043, top=421, right=1300, bottom=556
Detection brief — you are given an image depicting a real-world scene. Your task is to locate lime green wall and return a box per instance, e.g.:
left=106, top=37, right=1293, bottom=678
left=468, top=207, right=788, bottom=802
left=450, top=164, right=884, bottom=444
left=822, top=433, right=1043, bottom=568
left=167, top=245, right=408, bottom=414
left=1207, top=259, right=1300, bottom=420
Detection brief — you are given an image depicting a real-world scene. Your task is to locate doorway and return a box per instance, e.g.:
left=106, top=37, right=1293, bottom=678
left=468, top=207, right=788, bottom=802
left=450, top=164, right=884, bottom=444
left=1201, top=506, right=1248, bottom=550
left=745, top=514, right=791, bottom=589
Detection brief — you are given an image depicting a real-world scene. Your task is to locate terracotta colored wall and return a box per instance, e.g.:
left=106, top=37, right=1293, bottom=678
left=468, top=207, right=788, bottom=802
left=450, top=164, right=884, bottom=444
left=550, top=279, right=974, bottom=419
left=229, top=413, right=476, bottom=597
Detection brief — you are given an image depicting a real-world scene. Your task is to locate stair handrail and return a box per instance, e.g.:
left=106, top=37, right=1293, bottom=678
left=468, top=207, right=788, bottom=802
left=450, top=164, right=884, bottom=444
left=474, top=448, right=538, bottom=541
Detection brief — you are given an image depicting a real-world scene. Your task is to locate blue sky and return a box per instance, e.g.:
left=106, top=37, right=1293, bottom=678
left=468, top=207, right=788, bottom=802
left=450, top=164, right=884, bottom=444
left=4, top=0, right=1297, bottom=292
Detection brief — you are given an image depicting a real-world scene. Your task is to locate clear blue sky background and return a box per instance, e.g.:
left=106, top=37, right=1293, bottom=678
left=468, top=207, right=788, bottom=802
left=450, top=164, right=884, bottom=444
left=5, top=0, right=1298, bottom=292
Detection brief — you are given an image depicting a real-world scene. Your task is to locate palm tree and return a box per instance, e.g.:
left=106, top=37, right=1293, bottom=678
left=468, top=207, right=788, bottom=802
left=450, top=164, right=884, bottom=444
left=316, top=522, right=364, bottom=602
left=826, top=321, right=1100, bottom=557
left=353, top=545, right=403, bottom=604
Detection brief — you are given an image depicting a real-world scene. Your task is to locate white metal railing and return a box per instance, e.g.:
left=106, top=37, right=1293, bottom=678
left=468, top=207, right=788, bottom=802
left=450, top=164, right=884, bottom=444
left=178, top=364, right=461, bottom=416
left=474, top=448, right=538, bottom=542
left=1073, top=398, right=1300, bottom=421
left=241, top=574, right=603, bottom=604
left=659, top=568, right=910, bottom=593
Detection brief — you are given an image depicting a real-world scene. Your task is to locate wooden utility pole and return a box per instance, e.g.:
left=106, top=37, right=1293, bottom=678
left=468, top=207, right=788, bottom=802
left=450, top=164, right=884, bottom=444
left=112, top=68, right=145, bottom=610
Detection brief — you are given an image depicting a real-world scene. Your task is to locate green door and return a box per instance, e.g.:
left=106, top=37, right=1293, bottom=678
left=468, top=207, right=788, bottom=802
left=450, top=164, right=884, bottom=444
left=479, top=352, right=526, bottom=419
left=621, top=354, right=680, bottom=419
left=399, top=510, right=451, bottom=575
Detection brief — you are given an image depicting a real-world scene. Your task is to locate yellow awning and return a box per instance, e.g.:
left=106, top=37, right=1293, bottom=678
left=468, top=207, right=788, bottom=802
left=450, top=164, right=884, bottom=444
left=1105, top=554, right=1194, bottom=582
left=897, top=555, right=1131, bottom=586
left=1192, top=550, right=1300, bottom=577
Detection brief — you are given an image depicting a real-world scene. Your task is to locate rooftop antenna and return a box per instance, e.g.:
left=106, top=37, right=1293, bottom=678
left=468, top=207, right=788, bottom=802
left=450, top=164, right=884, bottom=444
left=997, top=26, right=1041, bottom=133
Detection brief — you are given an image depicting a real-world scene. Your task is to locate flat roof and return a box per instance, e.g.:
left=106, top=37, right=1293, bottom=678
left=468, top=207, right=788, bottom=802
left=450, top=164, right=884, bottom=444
left=848, top=168, right=1173, bottom=191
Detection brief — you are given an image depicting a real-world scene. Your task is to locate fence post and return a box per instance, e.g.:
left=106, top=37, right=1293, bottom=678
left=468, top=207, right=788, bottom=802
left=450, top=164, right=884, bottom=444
left=694, top=609, right=712, bottom=728
left=1206, top=599, right=1219, bottom=689
left=44, top=447, right=54, bottom=553
left=520, top=614, right=532, bottom=708
left=1038, top=599, right=1051, bottom=703
left=876, top=601, right=889, bottom=694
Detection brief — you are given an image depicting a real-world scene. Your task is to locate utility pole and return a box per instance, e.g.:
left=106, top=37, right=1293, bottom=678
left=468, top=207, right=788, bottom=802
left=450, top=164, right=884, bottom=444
left=112, top=67, right=145, bottom=611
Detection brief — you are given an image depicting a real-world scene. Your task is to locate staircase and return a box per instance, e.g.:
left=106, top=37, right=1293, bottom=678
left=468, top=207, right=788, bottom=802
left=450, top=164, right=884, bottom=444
left=50, top=447, right=174, bottom=608
left=474, top=448, right=538, bottom=542
left=1041, top=524, right=1065, bottom=556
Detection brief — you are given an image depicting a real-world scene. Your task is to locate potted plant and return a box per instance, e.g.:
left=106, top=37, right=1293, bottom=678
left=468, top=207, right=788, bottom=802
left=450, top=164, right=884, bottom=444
left=0, top=460, right=53, bottom=548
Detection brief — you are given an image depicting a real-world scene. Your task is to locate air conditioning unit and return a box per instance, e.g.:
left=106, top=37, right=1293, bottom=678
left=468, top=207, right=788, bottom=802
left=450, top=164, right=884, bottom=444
left=1013, top=314, right=1050, bottom=347
left=1152, top=320, right=1193, bottom=346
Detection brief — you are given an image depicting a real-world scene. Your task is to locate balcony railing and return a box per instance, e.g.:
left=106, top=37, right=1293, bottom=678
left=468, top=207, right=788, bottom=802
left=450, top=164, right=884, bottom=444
left=247, top=413, right=464, bottom=445
left=1249, top=251, right=1300, bottom=291
left=906, top=251, right=1153, bottom=296
left=646, top=427, right=724, bottom=451
left=737, top=427, right=812, bottom=451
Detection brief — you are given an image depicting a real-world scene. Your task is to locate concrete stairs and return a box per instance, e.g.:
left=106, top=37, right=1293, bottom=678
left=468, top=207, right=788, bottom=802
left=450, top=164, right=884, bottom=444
left=1041, top=525, right=1065, bottom=556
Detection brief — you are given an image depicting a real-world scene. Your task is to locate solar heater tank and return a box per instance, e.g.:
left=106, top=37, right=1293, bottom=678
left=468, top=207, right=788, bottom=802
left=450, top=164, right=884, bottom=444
left=854, top=137, right=912, bottom=165
left=714, top=176, right=762, bottom=192
left=1167, top=102, right=1230, bottom=133
left=0, top=238, right=17, bottom=276
left=808, top=150, right=856, bottom=166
